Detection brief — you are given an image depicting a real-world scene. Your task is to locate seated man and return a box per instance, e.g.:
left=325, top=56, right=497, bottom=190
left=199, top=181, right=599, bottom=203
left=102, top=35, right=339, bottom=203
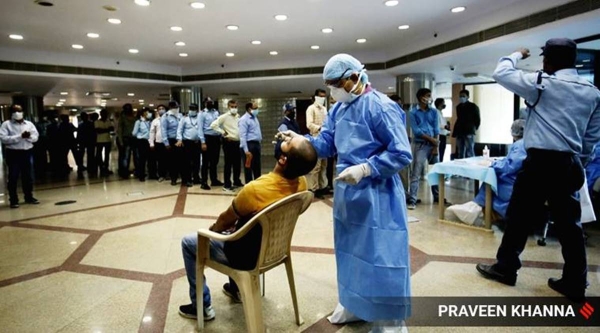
left=179, top=135, right=318, bottom=320
left=446, top=120, right=526, bottom=226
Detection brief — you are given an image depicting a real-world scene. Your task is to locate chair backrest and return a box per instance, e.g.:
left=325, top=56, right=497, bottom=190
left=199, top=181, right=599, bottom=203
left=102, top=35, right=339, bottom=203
left=250, top=191, right=314, bottom=272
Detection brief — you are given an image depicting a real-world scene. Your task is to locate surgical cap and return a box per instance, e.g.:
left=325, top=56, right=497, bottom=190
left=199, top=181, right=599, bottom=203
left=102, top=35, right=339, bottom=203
left=323, top=53, right=368, bottom=83
left=511, top=119, right=526, bottom=137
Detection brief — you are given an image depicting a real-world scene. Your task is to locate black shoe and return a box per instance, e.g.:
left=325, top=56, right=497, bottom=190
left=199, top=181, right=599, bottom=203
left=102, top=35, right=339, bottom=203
left=211, top=180, right=224, bottom=187
left=25, top=198, right=40, bottom=205
left=476, top=263, right=517, bottom=286
left=548, top=278, right=587, bottom=302
left=407, top=198, right=422, bottom=204
left=178, top=304, right=216, bottom=321
left=193, top=179, right=202, bottom=185
left=233, top=181, right=244, bottom=187
left=186, top=182, right=193, bottom=187
left=434, top=198, right=452, bottom=205
left=201, top=183, right=211, bottom=190
left=171, top=180, right=178, bottom=186
left=313, top=190, right=325, bottom=200
left=10, top=202, right=19, bottom=209
left=222, top=283, right=242, bottom=303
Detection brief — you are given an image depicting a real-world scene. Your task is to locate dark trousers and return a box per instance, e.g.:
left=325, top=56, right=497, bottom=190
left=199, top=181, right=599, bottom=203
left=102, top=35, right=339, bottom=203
left=242, top=141, right=261, bottom=184
left=118, top=136, right=135, bottom=177
left=326, top=156, right=336, bottom=189
left=496, top=149, right=587, bottom=286
left=96, top=142, right=111, bottom=174
left=167, top=138, right=183, bottom=182
left=201, top=135, right=222, bottom=184
left=223, top=139, right=241, bottom=187
left=439, top=135, right=447, bottom=162
left=77, top=143, right=96, bottom=172
left=5, top=149, right=34, bottom=204
left=150, top=143, right=167, bottom=178
left=134, top=139, right=149, bottom=180
left=182, top=140, right=201, bottom=184
left=33, top=137, right=49, bottom=176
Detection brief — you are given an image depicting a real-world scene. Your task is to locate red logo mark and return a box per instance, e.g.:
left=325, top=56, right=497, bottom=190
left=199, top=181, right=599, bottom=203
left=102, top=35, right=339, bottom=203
left=579, top=302, right=594, bottom=320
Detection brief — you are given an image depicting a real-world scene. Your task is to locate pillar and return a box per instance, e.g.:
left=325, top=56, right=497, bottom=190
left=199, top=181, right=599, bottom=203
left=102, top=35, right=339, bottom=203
left=170, top=86, right=202, bottom=114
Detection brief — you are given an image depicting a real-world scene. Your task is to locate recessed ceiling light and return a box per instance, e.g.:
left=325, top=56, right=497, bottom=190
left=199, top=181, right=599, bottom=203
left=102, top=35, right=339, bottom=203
left=129, top=49, right=139, bottom=54
left=101, top=99, right=107, bottom=103
left=149, top=104, right=154, bottom=107
left=384, top=0, right=399, bottom=6
left=398, top=25, right=410, bottom=30
left=87, top=33, right=100, bottom=38
left=170, top=26, right=183, bottom=32
left=134, top=0, right=151, bottom=6
left=127, top=93, right=135, bottom=96
left=251, top=40, right=261, bottom=45
left=225, top=52, right=235, bottom=57
left=190, top=2, right=205, bottom=9
left=108, top=18, right=122, bottom=24
left=311, top=45, right=320, bottom=50
left=582, top=59, right=591, bottom=63
left=451, top=6, right=466, bottom=13
left=356, top=38, right=367, bottom=43
left=59, top=99, right=66, bottom=102
left=139, top=99, right=144, bottom=102
left=102, top=92, right=111, bottom=96
left=9, top=34, right=24, bottom=40
left=179, top=53, right=188, bottom=57
left=321, top=28, right=333, bottom=34
left=576, top=64, right=584, bottom=68
left=112, top=98, right=119, bottom=101
left=226, top=25, right=239, bottom=31
left=388, top=86, right=394, bottom=90
left=269, top=51, right=278, bottom=55
left=175, top=41, right=186, bottom=46
left=60, top=92, right=68, bottom=95
left=72, top=44, right=84, bottom=49
left=274, top=14, right=288, bottom=21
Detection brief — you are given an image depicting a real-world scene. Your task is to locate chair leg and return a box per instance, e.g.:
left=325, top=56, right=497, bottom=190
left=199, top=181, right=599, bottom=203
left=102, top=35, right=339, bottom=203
left=196, top=265, right=205, bottom=330
left=237, top=272, right=265, bottom=333
left=261, top=273, right=265, bottom=297
left=285, top=257, right=304, bottom=326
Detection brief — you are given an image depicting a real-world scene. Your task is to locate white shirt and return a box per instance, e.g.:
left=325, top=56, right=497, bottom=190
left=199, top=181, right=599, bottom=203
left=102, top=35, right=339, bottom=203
left=437, top=109, right=450, bottom=136
left=210, top=112, right=240, bottom=141
left=149, top=117, right=163, bottom=146
left=0, top=119, right=39, bottom=150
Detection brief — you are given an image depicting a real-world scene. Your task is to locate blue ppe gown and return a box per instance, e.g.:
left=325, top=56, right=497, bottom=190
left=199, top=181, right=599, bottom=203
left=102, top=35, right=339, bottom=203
left=586, top=147, right=600, bottom=193
left=308, top=88, right=413, bottom=322
left=474, top=140, right=526, bottom=218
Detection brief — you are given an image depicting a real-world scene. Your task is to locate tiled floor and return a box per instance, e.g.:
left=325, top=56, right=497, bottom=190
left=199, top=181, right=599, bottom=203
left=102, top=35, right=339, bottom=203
left=0, top=166, right=598, bottom=332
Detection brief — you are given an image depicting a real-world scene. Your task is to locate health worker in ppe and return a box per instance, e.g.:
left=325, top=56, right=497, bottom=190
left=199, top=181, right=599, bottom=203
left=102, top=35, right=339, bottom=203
left=279, top=54, right=412, bottom=331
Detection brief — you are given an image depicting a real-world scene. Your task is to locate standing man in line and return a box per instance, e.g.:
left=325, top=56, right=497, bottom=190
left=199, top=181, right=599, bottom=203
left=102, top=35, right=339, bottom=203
left=0, top=105, right=40, bottom=208
left=452, top=89, right=480, bottom=159
left=239, top=102, right=262, bottom=184
left=278, top=103, right=300, bottom=133
left=161, top=100, right=183, bottom=186
left=306, top=89, right=329, bottom=199
left=149, top=105, right=167, bottom=182
left=476, top=39, right=600, bottom=302
left=176, top=103, right=202, bottom=187
left=435, top=98, right=451, bottom=161
left=407, top=88, right=443, bottom=210
left=117, top=103, right=137, bottom=178
left=198, top=98, right=223, bottom=190
left=210, top=100, right=243, bottom=191
left=95, top=109, right=114, bottom=176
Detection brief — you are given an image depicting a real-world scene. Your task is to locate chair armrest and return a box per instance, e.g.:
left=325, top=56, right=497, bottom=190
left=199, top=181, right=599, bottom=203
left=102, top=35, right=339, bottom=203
left=197, top=217, right=260, bottom=242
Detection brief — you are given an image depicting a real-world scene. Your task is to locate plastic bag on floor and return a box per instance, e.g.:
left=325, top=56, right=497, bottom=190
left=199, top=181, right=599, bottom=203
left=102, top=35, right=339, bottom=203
left=580, top=178, right=596, bottom=223
left=327, top=303, right=362, bottom=324
left=445, top=201, right=483, bottom=226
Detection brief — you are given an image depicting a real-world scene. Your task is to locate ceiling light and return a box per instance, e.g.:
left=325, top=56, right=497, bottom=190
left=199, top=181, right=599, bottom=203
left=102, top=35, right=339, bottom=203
left=129, top=49, right=139, bottom=54
left=87, top=33, right=100, bottom=38
left=127, top=93, right=135, bottom=96
left=384, top=0, right=399, bottom=6
left=269, top=51, right=278, bottom=55
left=226, top=25, right=239, bottom=31
left=190, top=2, right=205, bottom=9
left=59, top=99, right=66, bottom=102
left=139, top=99, right=144, bottom=102
left=175, top=41, right=186, bottom=46
left=576, top=64, right=584, bottom=68
left=311, top=45, right=320, bottom=50
left=149, top=104, right=154, bottom=107
left=388, top=86, right=394, bottom=90
left=170, top=26, right=183, bottom=31
left=225, top=53, right=235, bottom=57
left=321, top=28, right=333, bottom=34
left=72, top=44, right=84, bottom=49
left=179, top=53, right=188, bottom=57
left=251, top=40, right=261, bottom=45
left=398, top=25, right=410, bottom=30
left=274, top=14, right=288, bottom=21
left=108, top=18, right=122, bottom=24
left=60, top=92, right=68, bottom=95
left=9, top=34, right=24, bottom=40
left=100, top=99, right=107, bottom=103
left=112, top=98, right=119, bottom=101
left=134, top=0, right=151, bottom=6
left=451, top=6, right=466, bottom=13
left=356, top=38, right=367, bottom=43
left=102, top=92, right=111, bottom=96
left=582, top=59, right=591, bottom=63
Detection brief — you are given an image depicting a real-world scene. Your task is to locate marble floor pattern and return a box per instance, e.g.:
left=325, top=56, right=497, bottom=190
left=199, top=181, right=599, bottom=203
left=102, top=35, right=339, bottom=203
left=0, top=172, right=598, bottom=333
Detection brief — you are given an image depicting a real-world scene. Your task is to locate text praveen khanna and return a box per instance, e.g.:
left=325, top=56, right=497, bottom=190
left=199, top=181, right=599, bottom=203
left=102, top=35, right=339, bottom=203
left=438, top=305, right=576, bottom=317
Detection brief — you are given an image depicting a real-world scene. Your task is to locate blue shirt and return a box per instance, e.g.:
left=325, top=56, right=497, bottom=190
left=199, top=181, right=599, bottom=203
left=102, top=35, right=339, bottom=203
left=177, top=115, right=201, bottom=141
left=238, top=112, right=262, bottom=153
left=409, top=106, right=440, bottom=143
left=160, top=111, right=182, bottom=146
left=132, top=119, right=150, bottom=140
left=200, top=109, right=221, bottom=137
left=493, top=52, right=600, bottom=160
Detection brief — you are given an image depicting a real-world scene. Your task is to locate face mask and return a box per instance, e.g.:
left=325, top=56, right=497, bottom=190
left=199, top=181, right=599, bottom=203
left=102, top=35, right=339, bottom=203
left=229, top=108, right=238, bottom=115
left=146, top=113, right=153, bottom=120
left=328, top=72, right=363, bottom=104
left=251, top=109, right=260, bottom=117
left=421, top=97, right=432, bottom=105
left=315, top=96, right=326, bottom=106
left=206, top=103, right=214, bottom=110
left=189, top=111, right=198, bottom=117
left=288, top=111, right=296, bottom=119
left=441, top=105, right=446, bottom=110
left=460, top=97, right=468, bottom=104
left=13, top=112, right=24, bottom=121
left=158, top=109, right=166, bottom=116
left=171, top=108, right=179, bottom=114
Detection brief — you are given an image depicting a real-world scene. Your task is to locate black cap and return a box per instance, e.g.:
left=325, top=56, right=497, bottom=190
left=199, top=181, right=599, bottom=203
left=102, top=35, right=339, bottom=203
left=168, top=100, right=179, bottom=109
left=540, top=38, right=576, bottom=56
left=189, top=103, right=199, bottom=110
